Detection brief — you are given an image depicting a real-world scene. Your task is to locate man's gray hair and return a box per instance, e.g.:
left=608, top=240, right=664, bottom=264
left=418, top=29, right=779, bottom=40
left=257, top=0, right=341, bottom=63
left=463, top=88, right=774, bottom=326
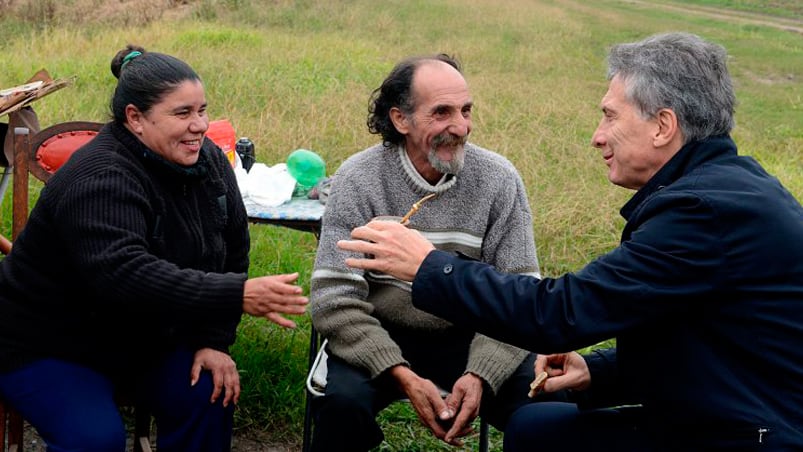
left=607, top=32, right=736, bottom=143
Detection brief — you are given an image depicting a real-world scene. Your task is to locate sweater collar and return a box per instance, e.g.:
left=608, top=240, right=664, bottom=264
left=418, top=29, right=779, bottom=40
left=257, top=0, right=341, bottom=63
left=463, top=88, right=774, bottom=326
left=397, top=144, right=458, bottom=195
left=620, top=135, right=737, bottom=220
left=110, top=121, right=210, bottom=179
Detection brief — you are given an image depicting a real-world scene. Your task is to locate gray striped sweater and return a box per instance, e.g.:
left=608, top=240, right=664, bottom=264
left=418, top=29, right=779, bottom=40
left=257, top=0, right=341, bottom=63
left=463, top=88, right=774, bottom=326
left=311, top=142, right=539, bottom=392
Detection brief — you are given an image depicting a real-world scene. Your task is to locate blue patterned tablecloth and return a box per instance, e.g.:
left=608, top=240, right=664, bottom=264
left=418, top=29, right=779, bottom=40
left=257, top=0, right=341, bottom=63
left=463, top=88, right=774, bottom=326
left=245, top=198, right=325, bottom=221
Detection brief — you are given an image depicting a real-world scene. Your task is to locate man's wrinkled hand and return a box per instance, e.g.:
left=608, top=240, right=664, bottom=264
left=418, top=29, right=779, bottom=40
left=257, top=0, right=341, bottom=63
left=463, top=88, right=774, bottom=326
left=441, top=373, right=483, bottom=446
left=390, top=366, right=455, bottom=443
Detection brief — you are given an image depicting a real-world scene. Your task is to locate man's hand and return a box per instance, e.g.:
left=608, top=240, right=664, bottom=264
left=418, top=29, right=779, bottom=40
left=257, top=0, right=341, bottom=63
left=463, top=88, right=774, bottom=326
left=337, top=220, right=435, bottom=282
left=243, top=273, right=309, bottom=328
left=191, top=348, right=240, bottom=407
left=441, top=373, right=483, bottom=446
left=388, top=366, right=455, bottom=443
left=534, top=352, right=591, bottom=393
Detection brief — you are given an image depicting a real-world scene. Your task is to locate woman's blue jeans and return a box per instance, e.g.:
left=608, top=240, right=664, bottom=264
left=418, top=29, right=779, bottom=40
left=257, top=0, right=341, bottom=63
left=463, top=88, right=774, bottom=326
left=0, top=348, right=234, bottom=452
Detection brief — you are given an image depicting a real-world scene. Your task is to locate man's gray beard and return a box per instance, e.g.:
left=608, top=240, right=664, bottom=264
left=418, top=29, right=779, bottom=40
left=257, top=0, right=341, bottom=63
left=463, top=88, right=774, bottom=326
left=428, top=145, right=465, bottom=175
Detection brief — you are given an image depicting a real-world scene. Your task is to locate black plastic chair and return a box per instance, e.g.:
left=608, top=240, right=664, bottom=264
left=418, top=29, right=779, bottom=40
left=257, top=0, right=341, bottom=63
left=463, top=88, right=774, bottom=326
left=303, top=337, right=490, bottom=452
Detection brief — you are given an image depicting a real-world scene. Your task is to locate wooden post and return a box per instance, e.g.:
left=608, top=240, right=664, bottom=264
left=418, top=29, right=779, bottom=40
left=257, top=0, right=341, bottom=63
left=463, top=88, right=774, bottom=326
left=11, top=127, right=29, bottom=240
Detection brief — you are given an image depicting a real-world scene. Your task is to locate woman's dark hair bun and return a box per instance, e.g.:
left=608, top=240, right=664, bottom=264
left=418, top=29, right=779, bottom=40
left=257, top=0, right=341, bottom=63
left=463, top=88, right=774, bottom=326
left=110, top=44, right=146, bottom=79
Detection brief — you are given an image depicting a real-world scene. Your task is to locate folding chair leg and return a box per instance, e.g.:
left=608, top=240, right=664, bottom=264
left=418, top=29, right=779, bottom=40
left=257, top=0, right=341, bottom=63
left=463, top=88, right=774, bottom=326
left=479, top=417, right=489, bottom=452
left=302, top=390, right=314, bottom=452
left=302, top=328, right=319, bottom=452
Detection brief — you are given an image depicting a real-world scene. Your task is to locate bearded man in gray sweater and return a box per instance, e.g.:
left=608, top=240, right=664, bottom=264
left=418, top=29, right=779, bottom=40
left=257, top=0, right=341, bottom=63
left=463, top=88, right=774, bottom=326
left=309, top=54, right=561, bottom=450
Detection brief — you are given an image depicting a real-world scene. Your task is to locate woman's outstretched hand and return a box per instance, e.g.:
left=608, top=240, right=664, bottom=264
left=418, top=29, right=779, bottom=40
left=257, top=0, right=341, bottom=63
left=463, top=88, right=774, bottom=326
left=243, top=273, right=309, bottom=328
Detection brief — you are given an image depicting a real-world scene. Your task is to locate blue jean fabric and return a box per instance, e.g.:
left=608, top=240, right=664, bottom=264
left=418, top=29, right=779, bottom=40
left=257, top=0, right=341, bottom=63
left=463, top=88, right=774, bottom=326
left=0, top=348, right=233, bottom=452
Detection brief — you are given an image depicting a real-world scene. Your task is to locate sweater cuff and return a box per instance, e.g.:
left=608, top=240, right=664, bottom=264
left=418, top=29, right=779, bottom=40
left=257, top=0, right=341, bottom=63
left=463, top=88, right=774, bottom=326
left=362, top=347, right=409, bottom=379
left=466, top=343, right=528, bottom=394
left=325, top=338, right=409, bottom=380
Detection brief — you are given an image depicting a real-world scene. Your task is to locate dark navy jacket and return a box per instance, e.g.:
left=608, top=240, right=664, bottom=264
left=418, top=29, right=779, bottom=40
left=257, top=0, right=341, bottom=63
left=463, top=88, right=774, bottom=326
left=412, top=136, right=803, bottom=449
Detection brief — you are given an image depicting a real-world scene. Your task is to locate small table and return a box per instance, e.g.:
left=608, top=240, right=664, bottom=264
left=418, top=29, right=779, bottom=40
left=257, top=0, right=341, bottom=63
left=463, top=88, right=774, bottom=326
left=245, top=197, right=325, bottom=239
left=244, top=196, right=324, bottom=347
left=245, top=196, right=325, bottom=449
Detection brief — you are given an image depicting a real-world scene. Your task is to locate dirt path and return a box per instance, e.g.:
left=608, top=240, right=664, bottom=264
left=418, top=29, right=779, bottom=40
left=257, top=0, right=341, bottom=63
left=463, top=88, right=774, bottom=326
left=624, top=0, right=803, bottom=35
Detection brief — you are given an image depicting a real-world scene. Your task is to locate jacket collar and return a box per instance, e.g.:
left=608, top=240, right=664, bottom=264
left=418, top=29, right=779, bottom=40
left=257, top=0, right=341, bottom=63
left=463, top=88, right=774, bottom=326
left=109, top=121, right=210, bottom=179
left=620, top=135, right=737, bottom=220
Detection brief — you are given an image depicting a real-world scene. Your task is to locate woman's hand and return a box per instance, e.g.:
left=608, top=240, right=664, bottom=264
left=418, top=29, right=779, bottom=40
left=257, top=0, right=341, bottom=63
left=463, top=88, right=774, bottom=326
left=243, top=273, right=309, bottom=328
left=191, top=348, right=240, bottom=407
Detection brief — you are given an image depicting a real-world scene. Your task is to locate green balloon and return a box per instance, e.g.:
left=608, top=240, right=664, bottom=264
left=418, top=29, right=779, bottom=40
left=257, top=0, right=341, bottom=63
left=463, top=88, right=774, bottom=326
left=287, top=149, right=326, bottom=187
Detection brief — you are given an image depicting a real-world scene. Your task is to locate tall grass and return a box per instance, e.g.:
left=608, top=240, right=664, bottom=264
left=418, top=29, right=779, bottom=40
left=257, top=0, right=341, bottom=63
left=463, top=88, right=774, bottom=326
left=1, top=0, right=801, bottom=449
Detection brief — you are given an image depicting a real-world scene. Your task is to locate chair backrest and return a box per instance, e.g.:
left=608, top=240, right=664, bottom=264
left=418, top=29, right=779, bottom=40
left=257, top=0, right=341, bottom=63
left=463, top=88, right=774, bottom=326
left=1, top=121, right=102, bottom=254
left=8, top=121, right=102, bottom=243
left=28, top=121, right=102, bottom=182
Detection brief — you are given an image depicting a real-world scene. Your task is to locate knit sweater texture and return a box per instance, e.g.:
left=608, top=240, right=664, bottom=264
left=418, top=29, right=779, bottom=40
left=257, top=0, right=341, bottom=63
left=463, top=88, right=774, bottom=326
left=311, top=143, right=538, bottom=392
left=0, top=122, right=249, bottom=374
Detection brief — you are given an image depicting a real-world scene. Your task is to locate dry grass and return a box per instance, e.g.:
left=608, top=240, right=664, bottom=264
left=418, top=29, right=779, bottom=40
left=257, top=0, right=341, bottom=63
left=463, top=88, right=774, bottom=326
left=1, top=0, right=193, bottom=26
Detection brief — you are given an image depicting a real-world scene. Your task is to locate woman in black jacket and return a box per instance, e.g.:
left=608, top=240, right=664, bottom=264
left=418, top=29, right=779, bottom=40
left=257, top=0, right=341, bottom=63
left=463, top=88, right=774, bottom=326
left=0, top=45, right=308, bottom=451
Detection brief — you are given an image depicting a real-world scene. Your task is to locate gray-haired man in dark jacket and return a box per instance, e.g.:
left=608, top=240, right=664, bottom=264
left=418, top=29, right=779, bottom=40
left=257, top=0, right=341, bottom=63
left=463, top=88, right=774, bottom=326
left=338, top=32, right=803, bottom=451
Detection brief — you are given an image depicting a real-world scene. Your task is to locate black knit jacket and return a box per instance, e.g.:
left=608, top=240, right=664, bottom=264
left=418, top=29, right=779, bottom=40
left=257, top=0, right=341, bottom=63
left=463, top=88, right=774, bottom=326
left=0, top=122, right=249, bottom=374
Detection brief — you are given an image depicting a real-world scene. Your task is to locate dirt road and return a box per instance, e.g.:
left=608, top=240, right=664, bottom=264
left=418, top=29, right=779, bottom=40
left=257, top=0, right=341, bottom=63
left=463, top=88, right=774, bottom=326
left=626, top=0, right=803, bottom=35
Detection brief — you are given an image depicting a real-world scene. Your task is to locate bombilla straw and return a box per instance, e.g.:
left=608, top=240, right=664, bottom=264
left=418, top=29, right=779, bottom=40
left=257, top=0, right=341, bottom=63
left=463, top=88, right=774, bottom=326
left=400, top=193, right=437, bottom=223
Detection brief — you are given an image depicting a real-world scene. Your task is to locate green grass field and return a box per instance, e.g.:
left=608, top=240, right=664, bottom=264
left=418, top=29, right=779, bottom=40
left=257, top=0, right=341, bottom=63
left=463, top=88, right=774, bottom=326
left=1, top=0, right=801, bottom=450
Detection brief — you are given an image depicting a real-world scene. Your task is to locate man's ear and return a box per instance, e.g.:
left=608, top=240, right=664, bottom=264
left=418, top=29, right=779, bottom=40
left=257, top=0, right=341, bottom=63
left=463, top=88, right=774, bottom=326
left=389, top=107, right=409, bottom=135
left=125, top=104, right=145, bottom=135
left=653, top=108, right=680, bottom=147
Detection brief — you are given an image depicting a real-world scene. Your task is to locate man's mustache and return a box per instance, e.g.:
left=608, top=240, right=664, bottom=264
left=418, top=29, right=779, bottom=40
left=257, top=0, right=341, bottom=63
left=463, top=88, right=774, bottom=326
left=432, top=133, right=467, bottom=147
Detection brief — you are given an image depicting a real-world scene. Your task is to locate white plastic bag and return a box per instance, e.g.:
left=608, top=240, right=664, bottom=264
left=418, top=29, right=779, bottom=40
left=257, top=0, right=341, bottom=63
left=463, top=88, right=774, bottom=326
left=237, top=162, right=296, bottom=208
